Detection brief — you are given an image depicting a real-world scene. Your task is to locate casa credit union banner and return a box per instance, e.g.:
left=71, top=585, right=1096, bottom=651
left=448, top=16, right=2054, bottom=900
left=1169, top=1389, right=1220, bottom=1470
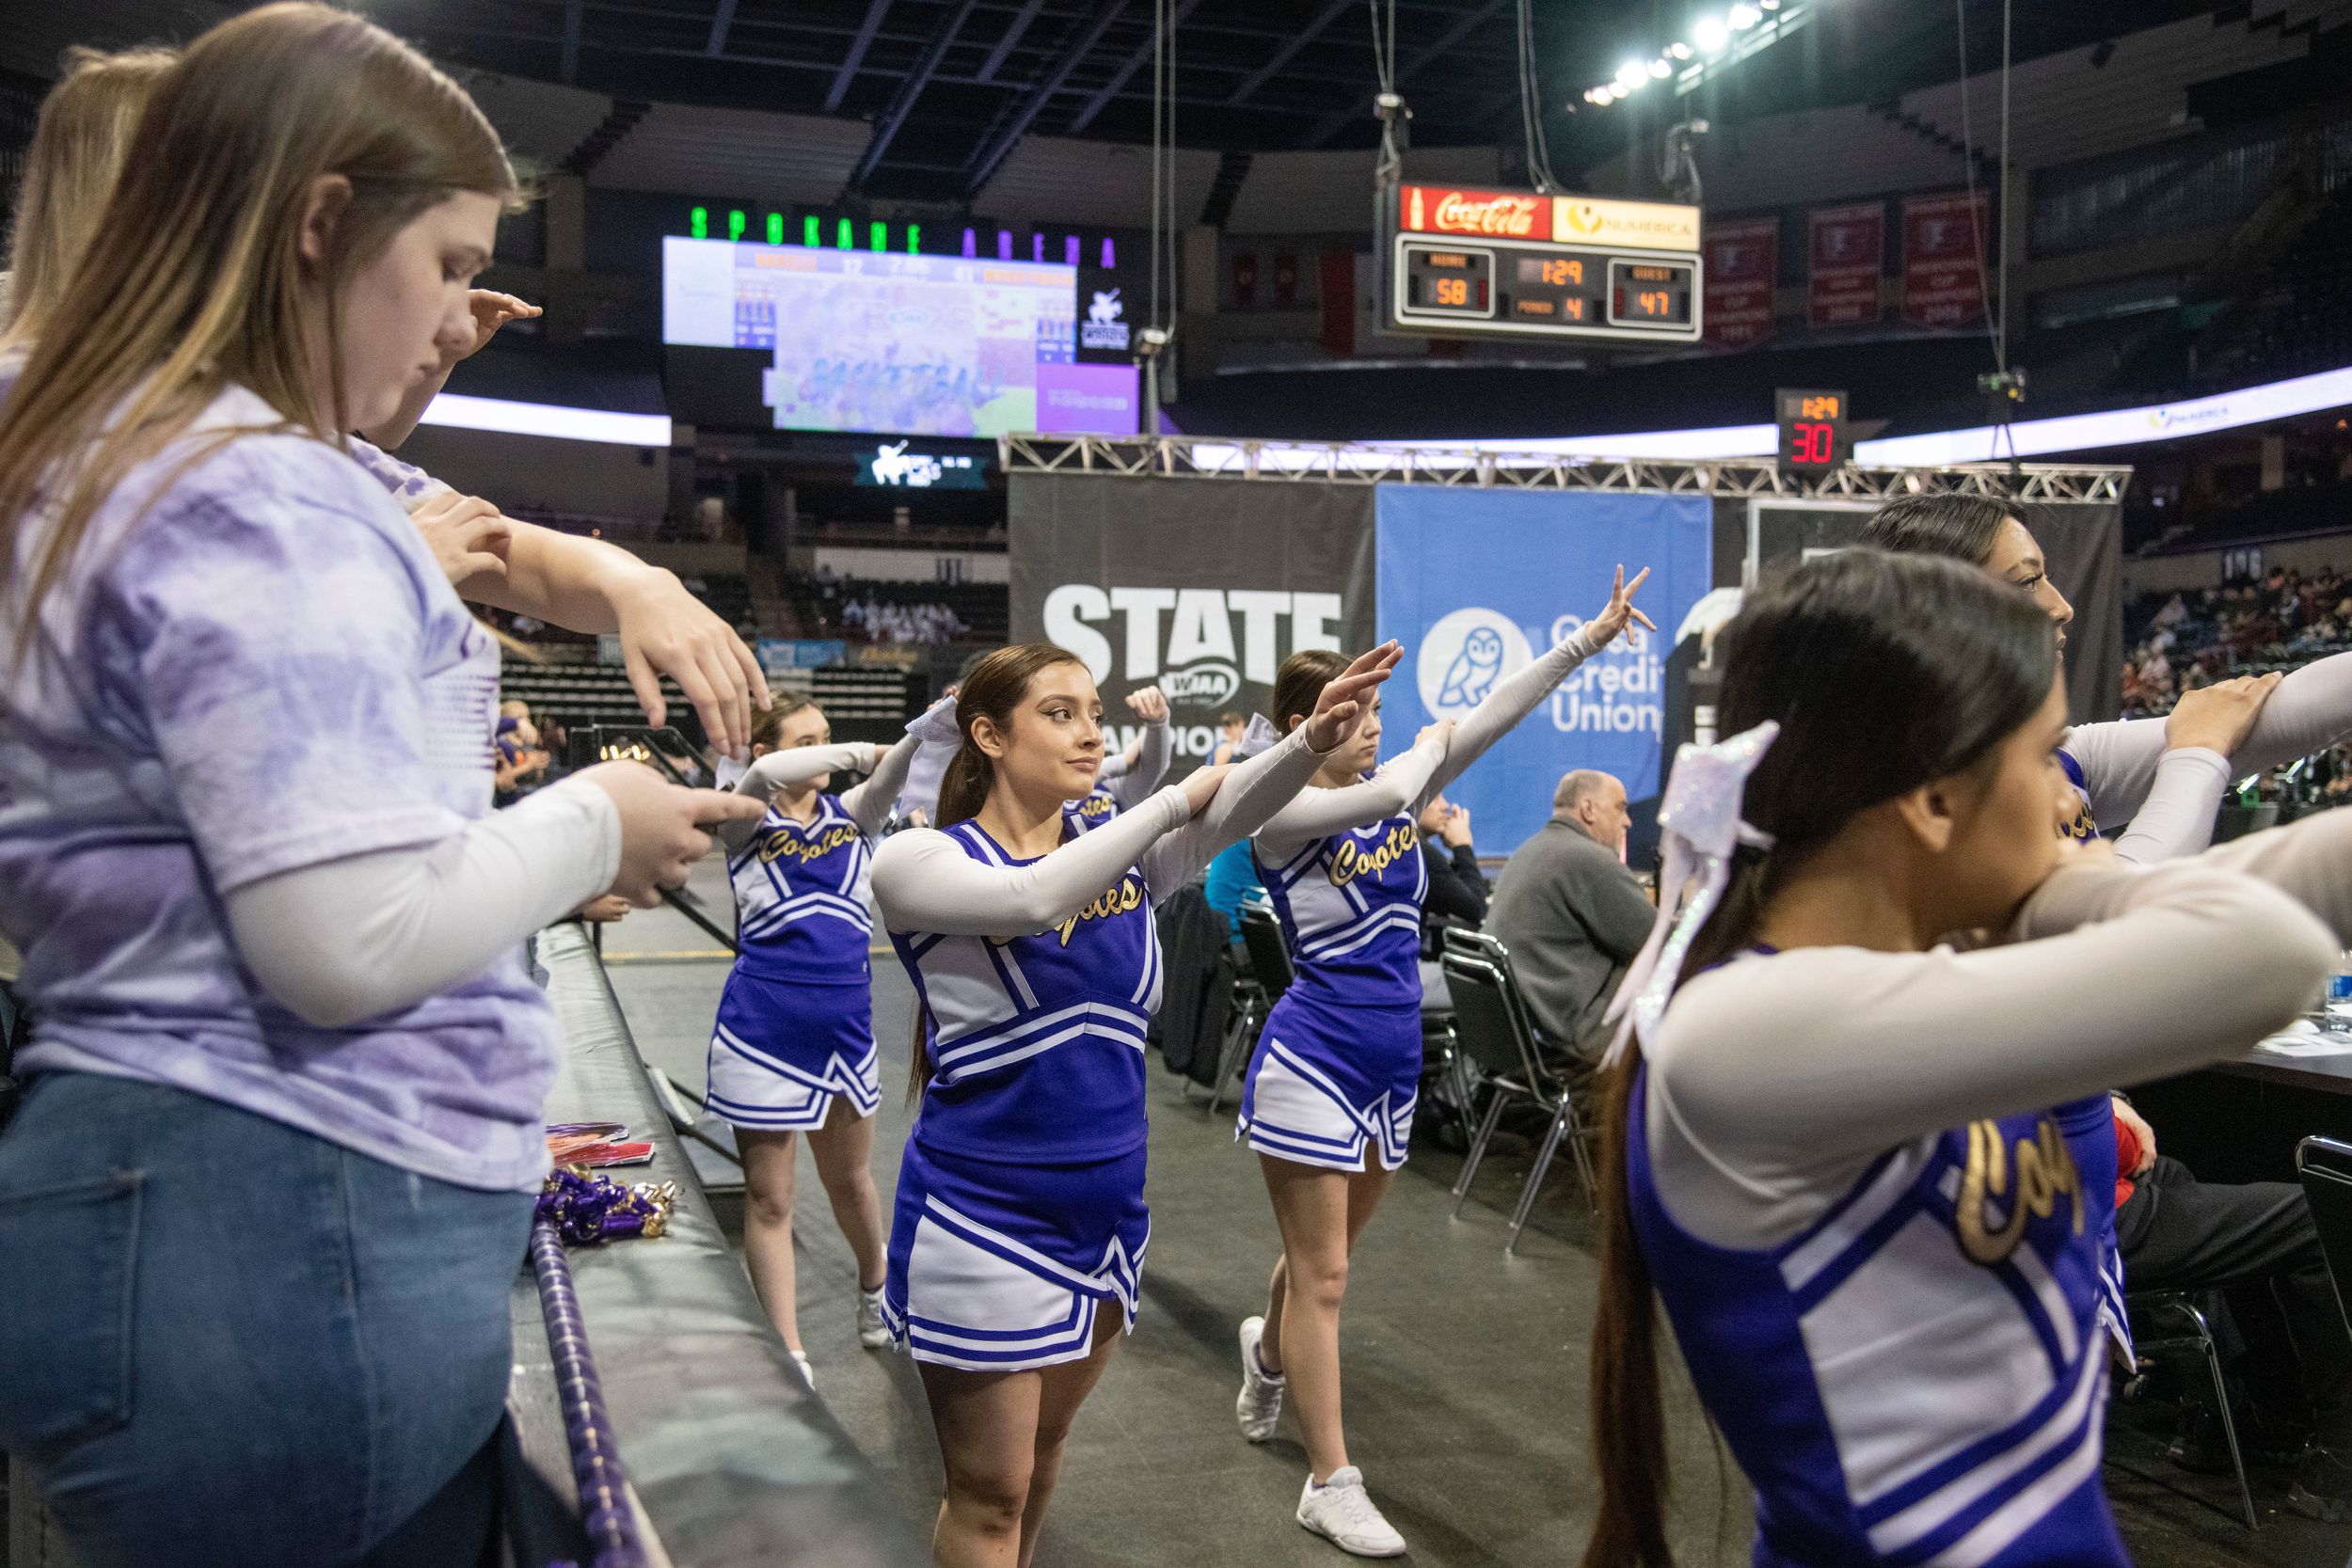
left=1375, top=487, right=1711, bottom=854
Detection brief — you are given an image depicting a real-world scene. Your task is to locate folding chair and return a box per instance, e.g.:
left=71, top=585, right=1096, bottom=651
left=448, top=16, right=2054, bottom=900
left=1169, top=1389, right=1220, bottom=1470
left=2123, top=1290, right=2258, bottom=1531
left=1442, top=939, right=1599, bottom=1250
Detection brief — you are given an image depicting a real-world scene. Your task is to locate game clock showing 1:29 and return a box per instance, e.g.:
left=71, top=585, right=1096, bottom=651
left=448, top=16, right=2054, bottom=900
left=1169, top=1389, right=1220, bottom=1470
left=1776, top=388, right=1850, bottom=475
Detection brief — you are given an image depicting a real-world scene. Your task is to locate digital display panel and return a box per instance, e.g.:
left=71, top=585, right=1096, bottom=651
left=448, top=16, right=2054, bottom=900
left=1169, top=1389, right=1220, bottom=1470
left=1387, top=186, right=1703, bottom=343
left=1775, top=388, right=1851, bottom=474
left=1608, top=260, right=1696, bottom=328
left=662, top=237, right=1136, bottom=437
left=1402, top=244, right=1495, bottom=318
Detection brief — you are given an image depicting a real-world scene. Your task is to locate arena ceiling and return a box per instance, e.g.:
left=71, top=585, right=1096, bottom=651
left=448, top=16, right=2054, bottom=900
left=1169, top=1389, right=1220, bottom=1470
left=338, top=0, right=2212, bottom=201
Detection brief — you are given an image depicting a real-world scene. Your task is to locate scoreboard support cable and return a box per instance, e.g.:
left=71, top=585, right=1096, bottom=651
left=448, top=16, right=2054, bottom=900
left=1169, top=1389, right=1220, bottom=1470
left=1380, top=182, right=1705, bottom=345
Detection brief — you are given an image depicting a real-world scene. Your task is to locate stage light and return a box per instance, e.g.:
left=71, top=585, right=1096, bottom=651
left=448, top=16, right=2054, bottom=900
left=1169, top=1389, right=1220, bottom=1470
left=688, top=206, right=707, bottom=240
left=1648, top=58, right=1672, bottom=77
left=1759, top=0, right=1780, bottom=8
left=836, top=217, right=852, bottom=249
left=1615, top=60, right=1648, bottom=89
left=1694, top=15, right=1729, bottom=51
left=870, top=221, right=887, bottom=252
left=908, top=225, right=922, bottom=254
left=765, top=213, right=783, bottom=245
left=1668, top=40, right=1693, bottom=58
left=1729, top=4, right=1761, bottom=29
left=806, top=214, right=822, bottom=246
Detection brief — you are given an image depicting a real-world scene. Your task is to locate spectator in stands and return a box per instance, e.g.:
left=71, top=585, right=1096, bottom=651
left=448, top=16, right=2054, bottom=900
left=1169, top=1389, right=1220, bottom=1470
left=1484, top=769, right=1655, bottom=1065
left=0, top=15, right=764, bottom=1563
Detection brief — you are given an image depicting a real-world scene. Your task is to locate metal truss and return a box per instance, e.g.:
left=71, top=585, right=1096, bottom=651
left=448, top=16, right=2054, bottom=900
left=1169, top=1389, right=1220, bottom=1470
left=999, top=434, right=2132, bottom=503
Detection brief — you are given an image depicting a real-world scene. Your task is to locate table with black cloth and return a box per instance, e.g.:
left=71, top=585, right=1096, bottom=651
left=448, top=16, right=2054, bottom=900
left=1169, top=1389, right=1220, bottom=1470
left=2127, top=1039, right=2352, bottom=1187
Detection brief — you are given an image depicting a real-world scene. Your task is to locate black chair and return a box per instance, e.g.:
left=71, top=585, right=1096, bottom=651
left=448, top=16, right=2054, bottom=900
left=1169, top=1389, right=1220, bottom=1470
left=2122, top=1291, right=2257, bottom=1530
left=1441, top=938, right=1598, bottom=1250
left=1238, top=901, right=1294, bottom=1003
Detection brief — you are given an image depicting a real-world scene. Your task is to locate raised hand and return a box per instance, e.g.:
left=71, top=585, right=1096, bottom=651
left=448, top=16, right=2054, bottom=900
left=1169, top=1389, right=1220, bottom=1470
left=1585, top=565, right=1658, bottom=648
left=1301, top=641, right=1403, bottom=753
left=462, top=291, right=541, bottom=360
left=1125, top=685, right=1171, bottom=723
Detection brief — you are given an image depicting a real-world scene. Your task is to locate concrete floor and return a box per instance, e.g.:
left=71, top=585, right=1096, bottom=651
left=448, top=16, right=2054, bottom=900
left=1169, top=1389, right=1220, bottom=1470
left=599, top=868, right=2352, bottom=1568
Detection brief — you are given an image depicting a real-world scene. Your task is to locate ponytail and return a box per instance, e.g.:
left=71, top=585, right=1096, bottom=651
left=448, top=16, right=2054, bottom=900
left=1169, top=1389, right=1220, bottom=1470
left=1582, top=1043, right=1675, bottom=1568
left=1581, top=847, right=1771, bottom=1568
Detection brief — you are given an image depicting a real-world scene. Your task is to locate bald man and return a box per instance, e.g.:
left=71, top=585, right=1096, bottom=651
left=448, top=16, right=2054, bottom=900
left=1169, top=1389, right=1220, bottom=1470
left=1484, top=769, right=1655, bottom=1064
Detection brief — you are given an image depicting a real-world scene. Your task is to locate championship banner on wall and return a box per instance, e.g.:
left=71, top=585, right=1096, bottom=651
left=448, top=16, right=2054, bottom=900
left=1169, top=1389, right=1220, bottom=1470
left=1901, top=190, right=1990, bottom=328
left=1010, top=473, right=1376, bottom=769
left=1808, top=201, right=1884, bottom=328
left=1703, top=216, right=1778, bottom=350
left=1375, top=488, right=1712, bottom=855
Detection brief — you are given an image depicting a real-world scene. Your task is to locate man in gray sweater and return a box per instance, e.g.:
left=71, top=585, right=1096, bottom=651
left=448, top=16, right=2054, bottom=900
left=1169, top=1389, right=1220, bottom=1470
left=1485, top=769, right=1656, bottom=1066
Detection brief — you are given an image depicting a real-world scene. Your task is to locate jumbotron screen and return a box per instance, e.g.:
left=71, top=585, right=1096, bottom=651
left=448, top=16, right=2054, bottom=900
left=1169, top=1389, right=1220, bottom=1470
left=661, top=238, right=1139, bottom=437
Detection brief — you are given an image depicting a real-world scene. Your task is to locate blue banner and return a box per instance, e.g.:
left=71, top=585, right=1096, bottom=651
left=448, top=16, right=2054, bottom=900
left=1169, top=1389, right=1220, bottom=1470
left=1375, top=486, right=1712, bottom=855
left=755, top=638, right=847, bottom=673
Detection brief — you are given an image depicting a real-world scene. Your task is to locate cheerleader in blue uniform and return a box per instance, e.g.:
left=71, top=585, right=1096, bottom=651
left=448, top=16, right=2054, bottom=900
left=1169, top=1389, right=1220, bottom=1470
left=709, top=694, right=923, bottom=1380
left=1232, top=568, right=1653, bottom=1557
left=1582, top=550, right=2352, bottom=1568
left=871, top=641, right=1396, bottom=1568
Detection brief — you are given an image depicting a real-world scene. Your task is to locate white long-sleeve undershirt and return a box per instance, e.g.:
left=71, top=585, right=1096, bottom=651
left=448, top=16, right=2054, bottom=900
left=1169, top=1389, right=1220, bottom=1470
left=224, top=778, right=622, bottom=1029
left=1253, top=626, right=1599, bottom=859
left=871, top=725, right=1329, bottom=941
left=715, top=727, right=922, bottom=851
left=2069, top=647, right=2352, bottom=860
left=1645, top=807, right=2352, bottom=1250
left=1101, top=720, right=1173, bottom=810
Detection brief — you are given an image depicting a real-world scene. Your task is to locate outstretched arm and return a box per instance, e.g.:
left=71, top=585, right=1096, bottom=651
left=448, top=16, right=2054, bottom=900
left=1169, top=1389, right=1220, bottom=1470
left=840, top=729, right=925, bottom=835
left=712, top=743, right=878, bottom=851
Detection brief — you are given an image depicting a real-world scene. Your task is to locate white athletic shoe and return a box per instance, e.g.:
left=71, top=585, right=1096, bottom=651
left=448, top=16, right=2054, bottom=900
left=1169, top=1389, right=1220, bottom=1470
left=857, top=1286, right=891, bottom=1349
left=789, top=1350, right=815, bottom=1389
left=1295, top=1466, right=1406, bottom=1558
left=1236, top=1316, right=1285, bottom=1442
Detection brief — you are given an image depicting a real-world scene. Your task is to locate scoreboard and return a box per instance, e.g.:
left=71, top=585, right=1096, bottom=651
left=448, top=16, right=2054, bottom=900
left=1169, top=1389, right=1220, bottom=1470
left=1384, top=184, right=1704, bottom=345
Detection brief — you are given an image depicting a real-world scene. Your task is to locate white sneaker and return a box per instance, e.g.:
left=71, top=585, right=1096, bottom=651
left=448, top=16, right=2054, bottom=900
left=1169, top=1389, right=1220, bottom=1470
left=1236, top=1315, right=1285, bottom=1442
left=789, top=1349, right=815, bottom=1389
left=1295, top=1467, right=1406, bottom=1558
left=857, top=1286, right=891, bottom=1349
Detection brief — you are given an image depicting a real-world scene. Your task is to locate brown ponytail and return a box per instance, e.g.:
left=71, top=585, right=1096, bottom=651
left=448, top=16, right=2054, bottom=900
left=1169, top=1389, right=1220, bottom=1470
left=907, top=642, right=1089, bottom=1097
left=1581, top=847, right=1772, bottom=1568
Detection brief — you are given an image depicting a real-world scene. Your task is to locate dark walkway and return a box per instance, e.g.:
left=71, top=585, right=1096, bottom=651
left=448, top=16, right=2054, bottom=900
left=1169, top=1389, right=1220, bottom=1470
left=601, top=879, right=2349, bottom=1567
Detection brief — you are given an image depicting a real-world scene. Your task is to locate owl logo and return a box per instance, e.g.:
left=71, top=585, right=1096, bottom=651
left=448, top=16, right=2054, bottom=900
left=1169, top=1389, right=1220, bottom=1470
left=1438, top=626, right=1506, bottom=706
left=1416, top=609, right=1534, bottom=720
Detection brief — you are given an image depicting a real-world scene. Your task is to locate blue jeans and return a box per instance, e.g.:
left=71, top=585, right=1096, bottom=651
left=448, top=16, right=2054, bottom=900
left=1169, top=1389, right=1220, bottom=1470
left=0, top=1072, right=533, bottom=1568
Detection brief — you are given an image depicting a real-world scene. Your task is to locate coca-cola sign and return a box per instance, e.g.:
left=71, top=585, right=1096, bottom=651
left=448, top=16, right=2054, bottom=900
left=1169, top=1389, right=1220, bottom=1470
left=1402, top=184, right=1542, bottom=238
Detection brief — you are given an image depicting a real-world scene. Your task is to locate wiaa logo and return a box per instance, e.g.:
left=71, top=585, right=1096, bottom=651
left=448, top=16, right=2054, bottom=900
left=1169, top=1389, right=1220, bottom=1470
left=1158, top=662, right=1240, bottom=705
left=1081, top=288, right=1130, bottom=352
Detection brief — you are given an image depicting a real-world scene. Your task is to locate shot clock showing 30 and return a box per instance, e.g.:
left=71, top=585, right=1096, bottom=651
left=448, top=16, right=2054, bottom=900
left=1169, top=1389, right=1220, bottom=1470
left=1776, top=388, right=1851, bottom=475
left=1385, top=183, right=1703, bottom=343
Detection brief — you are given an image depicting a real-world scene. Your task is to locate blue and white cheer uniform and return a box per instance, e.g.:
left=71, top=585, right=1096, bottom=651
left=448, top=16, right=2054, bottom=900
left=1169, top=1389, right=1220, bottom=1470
left=1240, top=626, right=1601, bottom=1173
left=870, top=727, right=1330, bottom=1370
left=707, top=739, right=916, bottom=1131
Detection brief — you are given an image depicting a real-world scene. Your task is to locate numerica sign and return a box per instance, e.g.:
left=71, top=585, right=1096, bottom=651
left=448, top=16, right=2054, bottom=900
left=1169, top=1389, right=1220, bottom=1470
left=1397, top=184, right=1701, bottom=253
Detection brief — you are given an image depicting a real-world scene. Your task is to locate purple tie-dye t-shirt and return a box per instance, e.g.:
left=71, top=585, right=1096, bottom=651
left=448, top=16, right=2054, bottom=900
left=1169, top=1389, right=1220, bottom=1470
left=0, top=383, right=555, bottom=1191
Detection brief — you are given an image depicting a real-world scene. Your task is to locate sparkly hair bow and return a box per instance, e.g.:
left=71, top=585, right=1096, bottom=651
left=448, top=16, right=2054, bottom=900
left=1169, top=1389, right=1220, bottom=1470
left=905, top=693, right=961, bottom=746
left=1232, top=712, right=1285, bottom=759
left=1599, top=721, right=1780, bottom=1070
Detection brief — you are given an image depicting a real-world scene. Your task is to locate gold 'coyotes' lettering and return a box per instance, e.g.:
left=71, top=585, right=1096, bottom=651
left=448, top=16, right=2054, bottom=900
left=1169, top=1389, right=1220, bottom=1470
left=1956, top=1117, right=2084, bottom=1264
left=1054, top=877, right=1144, bottom=945
left=758, top=822, right=861, bottom=866
left=1329, top=822, right=1419, bottom=889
